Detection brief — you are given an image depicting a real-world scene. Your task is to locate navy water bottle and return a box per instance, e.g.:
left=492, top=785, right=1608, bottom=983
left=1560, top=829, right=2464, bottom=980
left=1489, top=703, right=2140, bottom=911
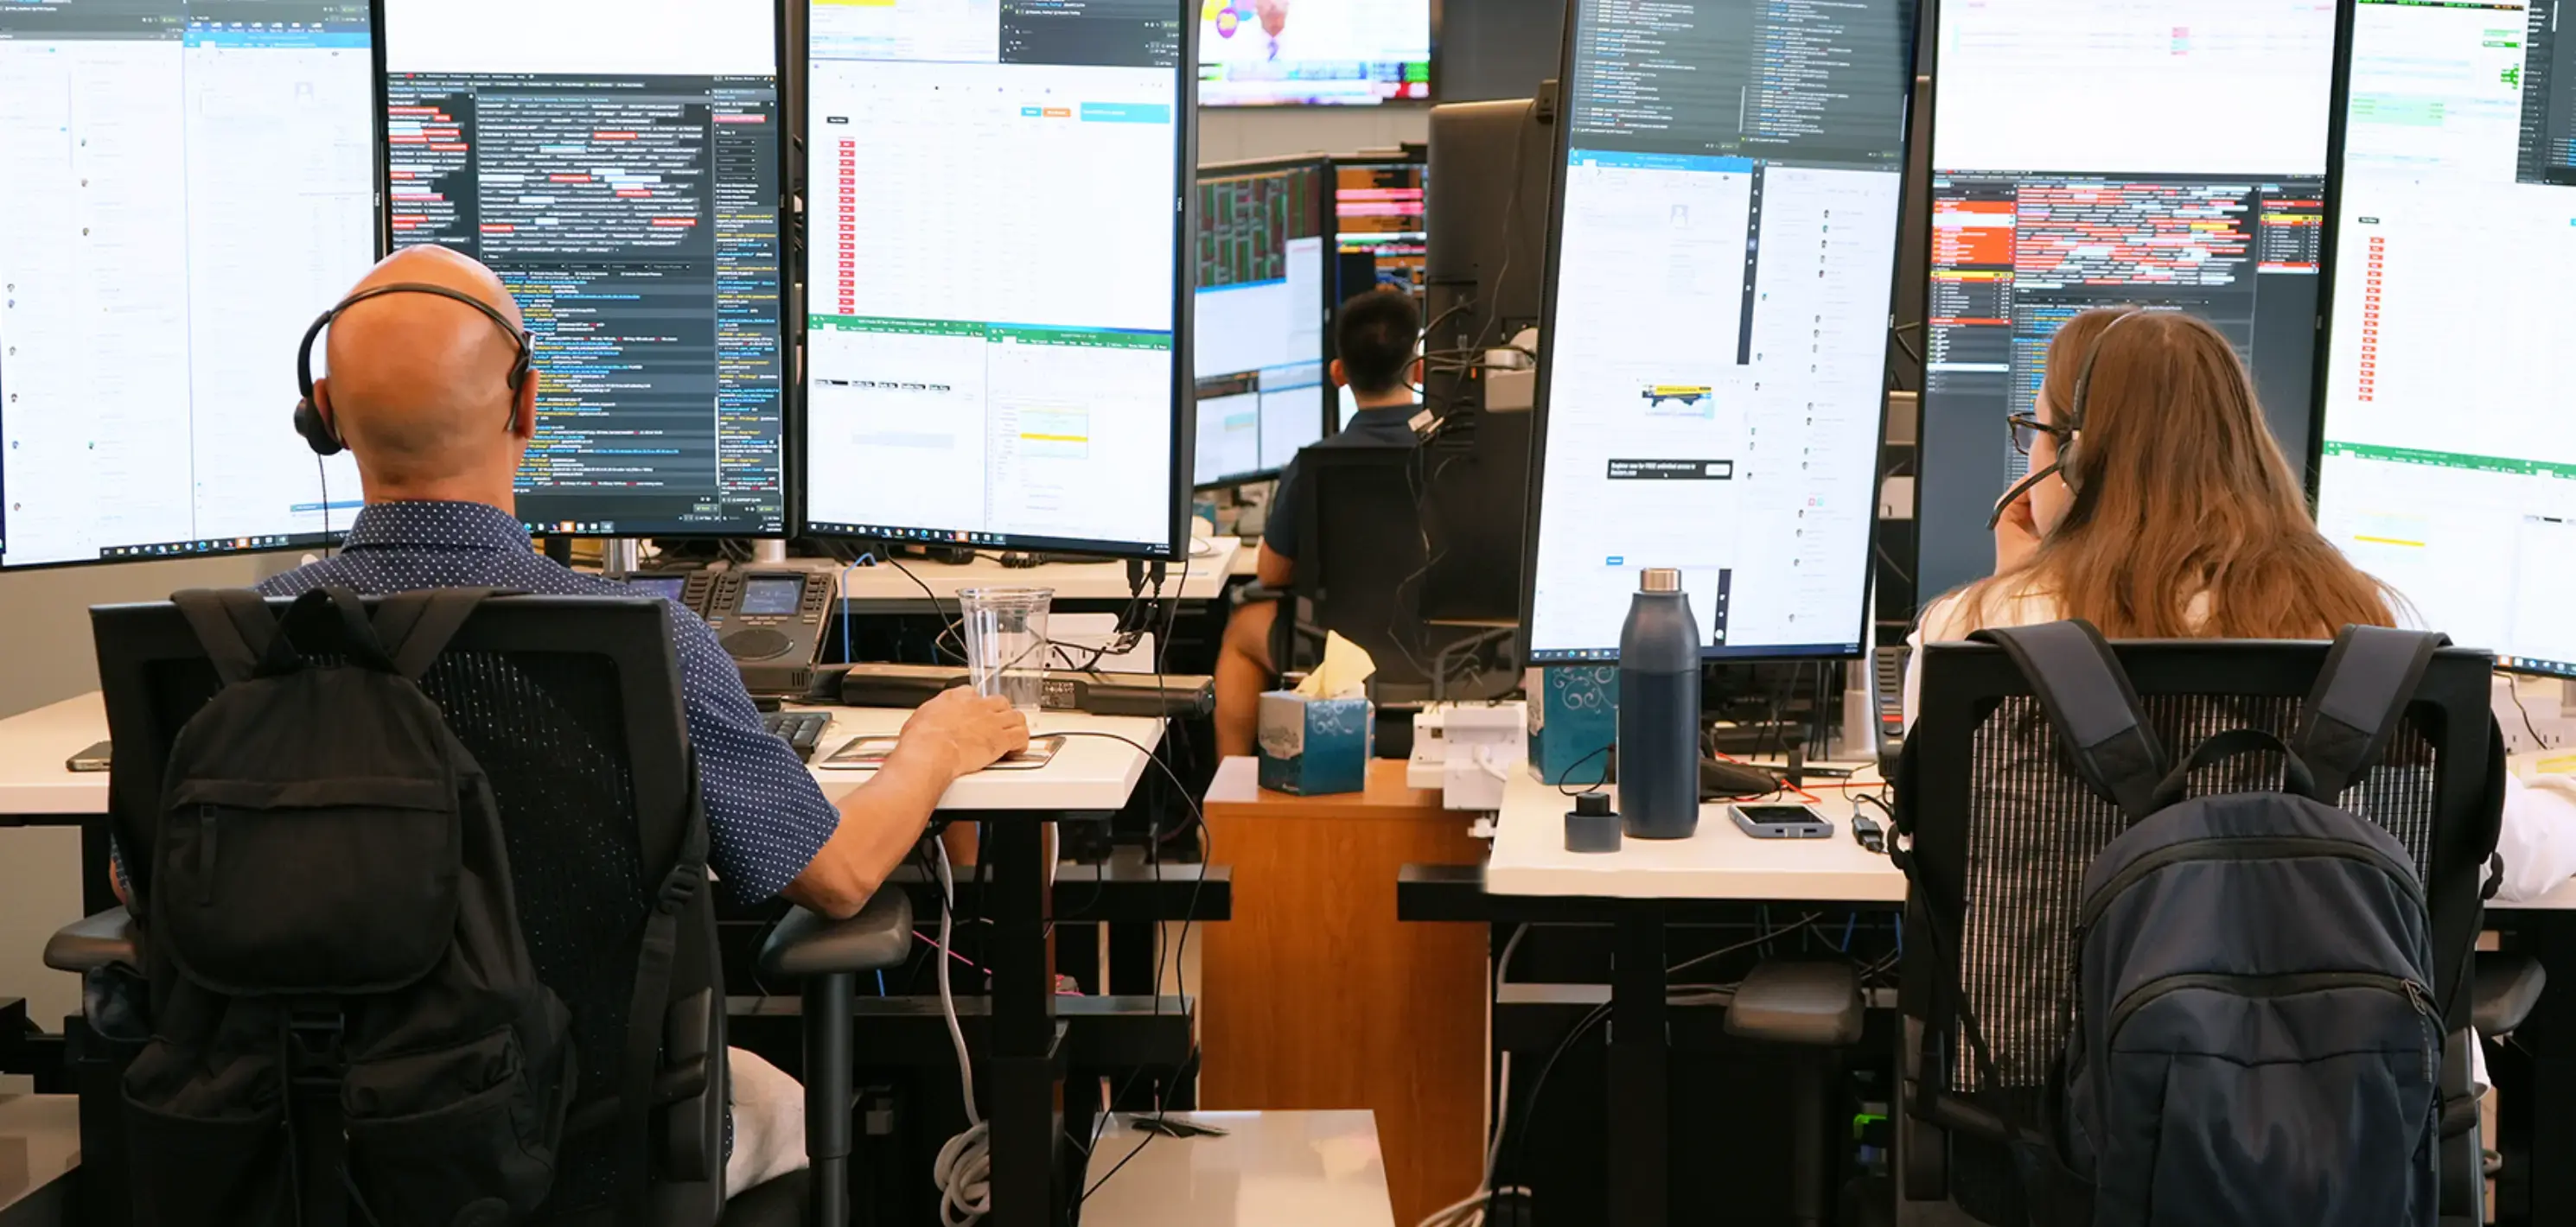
left=1617, top=568, right=1702, bottom=839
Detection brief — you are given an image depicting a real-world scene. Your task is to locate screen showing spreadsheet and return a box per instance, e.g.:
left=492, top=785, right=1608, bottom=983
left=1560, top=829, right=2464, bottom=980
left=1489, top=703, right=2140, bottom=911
left=2315, top=0, right=2576, bottom=677
left=1199, top=0, right=1429, bottom=107
left=801, top=0, right=1189, bottom=558
left=1194, top=160, right=1328, bottom=487
left=0, top=0, right=373, bottom=569
left=1522, top=0, right=1916, bottom=662
left=1916, top=0, right=2337, bottom=601
left=381, top=0, right=788, bottom=537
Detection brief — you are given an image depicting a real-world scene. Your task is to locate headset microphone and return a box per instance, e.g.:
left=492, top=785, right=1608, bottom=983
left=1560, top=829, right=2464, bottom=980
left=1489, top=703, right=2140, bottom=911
left=292, top=283, right=533, bottom=456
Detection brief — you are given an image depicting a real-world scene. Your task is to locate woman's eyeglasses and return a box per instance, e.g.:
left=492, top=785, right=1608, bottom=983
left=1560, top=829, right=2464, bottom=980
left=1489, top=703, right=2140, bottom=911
left=2006, top=412, right=2067, bottom=456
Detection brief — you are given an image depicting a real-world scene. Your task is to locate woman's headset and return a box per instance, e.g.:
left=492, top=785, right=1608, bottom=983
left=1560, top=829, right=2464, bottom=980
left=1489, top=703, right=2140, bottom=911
left=1986, top=308, right=2140, bottom=531
left=292, top=283, right=533, bottom=456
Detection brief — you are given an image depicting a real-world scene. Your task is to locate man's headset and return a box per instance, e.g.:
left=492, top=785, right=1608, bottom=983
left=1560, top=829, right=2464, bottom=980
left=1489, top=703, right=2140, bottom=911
left=293, top=283, right=533, bottom=456
left=1986, top=308, right=2140, bottom=531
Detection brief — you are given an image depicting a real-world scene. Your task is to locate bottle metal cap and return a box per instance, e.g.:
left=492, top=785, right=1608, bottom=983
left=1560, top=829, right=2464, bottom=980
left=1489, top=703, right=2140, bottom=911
left=1641, top=568, right=1682, bottom=593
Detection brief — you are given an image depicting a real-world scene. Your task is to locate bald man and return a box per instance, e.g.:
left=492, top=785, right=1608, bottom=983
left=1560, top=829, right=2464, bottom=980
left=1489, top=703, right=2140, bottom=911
left=258, top=246, right=1029, bottom=1192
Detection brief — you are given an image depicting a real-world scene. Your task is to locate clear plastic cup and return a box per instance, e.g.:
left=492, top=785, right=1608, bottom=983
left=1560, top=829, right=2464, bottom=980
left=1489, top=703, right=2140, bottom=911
left=958, top=587, right=1055, bottom=712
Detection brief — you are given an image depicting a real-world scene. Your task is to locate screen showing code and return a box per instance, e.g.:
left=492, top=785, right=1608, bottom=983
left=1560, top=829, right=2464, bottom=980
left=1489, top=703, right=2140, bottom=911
left=386, top=72, right=786, bottom=536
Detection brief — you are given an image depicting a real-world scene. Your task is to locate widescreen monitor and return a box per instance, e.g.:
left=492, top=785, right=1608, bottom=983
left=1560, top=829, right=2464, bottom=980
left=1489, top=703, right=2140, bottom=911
left=1199, top=0, right=1429, bottom=107
left=1916, top=0, right=2336, bottom=602
left=1521, top=0, right=1917, bottom=662
left=2315, top=0, right=2576, bottom=677
left=800, top=0, right=1192, bottom=560
left=1194, top=158, right=1329, bottom=488
left=0, top=0, right=373, bottom=568
left=381, top=0, right=791, bottom=538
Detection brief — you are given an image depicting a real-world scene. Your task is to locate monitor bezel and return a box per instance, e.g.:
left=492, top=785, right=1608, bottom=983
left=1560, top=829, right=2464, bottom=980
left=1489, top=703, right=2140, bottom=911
left=795, top=0, right=1199, bottom=563
left=1190, top=153, right=1338, bottom=492
left=1514, top=0, right=1922, bottom=666
left=371, top=0, right=798, bottom=543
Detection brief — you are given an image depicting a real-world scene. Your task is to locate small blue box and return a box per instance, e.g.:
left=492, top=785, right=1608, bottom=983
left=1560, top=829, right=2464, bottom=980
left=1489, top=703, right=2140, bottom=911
left=1529, top=665, right=1619, bottom=786
left=1256, top=691, right=1374, bottom=796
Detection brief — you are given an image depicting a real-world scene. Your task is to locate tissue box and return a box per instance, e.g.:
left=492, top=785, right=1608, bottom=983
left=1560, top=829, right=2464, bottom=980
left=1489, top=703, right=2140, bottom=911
left=1529, top=665, right=1619, bottom=786
left=1257, top=691, right=1375, bottom=796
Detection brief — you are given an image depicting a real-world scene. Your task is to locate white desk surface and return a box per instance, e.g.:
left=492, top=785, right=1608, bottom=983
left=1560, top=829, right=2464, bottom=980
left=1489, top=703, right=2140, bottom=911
left=1227, top=537, right=1260, bottom=577
left=0, top=692, right=1159, bottom=818
left=0, top=694, right=108, bottom=817
left=835, top=537, right=1238, bottom=604
left=1076, top=1110, right=1395, bottom=1227
left=803, top=706, right=1164, bottom=814
left=1487, top=766, right=1905, bottom=903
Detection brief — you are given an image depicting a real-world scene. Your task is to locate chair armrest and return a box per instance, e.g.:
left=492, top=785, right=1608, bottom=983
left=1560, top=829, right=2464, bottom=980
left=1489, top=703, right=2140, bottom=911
left=2473, top=951, right=2547, bottom=1037
left=44, top=906, right=137, bottom=975
left=1233, top=582, right=1285, bottom=607
left=757, top=889, right=914, bottom=979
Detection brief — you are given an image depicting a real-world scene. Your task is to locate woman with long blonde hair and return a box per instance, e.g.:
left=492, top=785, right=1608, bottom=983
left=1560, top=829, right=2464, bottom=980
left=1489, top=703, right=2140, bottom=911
left=1905, top=306, right=2576, bottom=902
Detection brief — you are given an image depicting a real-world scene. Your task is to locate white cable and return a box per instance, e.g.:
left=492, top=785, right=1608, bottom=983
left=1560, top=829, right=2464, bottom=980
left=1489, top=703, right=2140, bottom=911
left=931, top=841, right=992, bottom=1225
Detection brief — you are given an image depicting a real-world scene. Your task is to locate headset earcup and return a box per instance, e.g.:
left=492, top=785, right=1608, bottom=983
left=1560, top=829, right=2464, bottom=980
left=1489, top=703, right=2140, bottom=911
left=293, top=397, right=344, bottom=457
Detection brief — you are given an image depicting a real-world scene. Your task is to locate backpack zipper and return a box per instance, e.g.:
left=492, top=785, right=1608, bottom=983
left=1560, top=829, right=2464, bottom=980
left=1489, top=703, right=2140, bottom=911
left=198, top=804, right=219, bottom=906
left=2077, top=836, right=2422, bottom=935
left=2106, top=970, right=2442, bottom=1057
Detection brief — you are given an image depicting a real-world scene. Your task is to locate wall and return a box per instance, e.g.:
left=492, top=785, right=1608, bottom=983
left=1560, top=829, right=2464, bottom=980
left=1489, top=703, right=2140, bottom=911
left=1199, top=105, right=1429, bottom=163
left=0, top=552, right=291, bottom=1041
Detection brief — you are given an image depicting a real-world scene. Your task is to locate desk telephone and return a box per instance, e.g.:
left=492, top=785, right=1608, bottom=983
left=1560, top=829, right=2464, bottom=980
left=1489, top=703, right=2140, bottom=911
left=622, top=569, right=833, bottom=698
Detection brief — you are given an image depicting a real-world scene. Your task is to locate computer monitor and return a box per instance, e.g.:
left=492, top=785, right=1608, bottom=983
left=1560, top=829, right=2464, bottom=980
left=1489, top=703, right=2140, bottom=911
left=2313, top=1, right=2576, bottom=677
left=1194, top=158, right=1330, bottom=489
left=1199, top=0, right=1430, bottom=107
left=379, top=0, right=791, bottom=539
left=800, top=0, right=1192, bottom=560
left=0, top=0, right=374, bottom=569
left=1419, top=94, right=1555, bottom=430
left=1914, top=0, right=2336, bottom=602
left=1521, top=0, right=1918, bottom=663
left=1334, top=157, right=1426, bottom=300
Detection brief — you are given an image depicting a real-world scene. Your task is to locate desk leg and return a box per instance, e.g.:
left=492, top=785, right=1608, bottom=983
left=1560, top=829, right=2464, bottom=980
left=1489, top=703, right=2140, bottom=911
left=987, top=815, right=1063, bottom=1227
left=2512, top=912, right=2576, bottom=1227
left=1610, top=908, right=1669, bottom=1227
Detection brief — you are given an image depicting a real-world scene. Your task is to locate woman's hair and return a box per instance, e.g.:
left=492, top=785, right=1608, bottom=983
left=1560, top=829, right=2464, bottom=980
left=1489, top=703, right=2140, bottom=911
left=1951, top=307, right=2398, bottom=639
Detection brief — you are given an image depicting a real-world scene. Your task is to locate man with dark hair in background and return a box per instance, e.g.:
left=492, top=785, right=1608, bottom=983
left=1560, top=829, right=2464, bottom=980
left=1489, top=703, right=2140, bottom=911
left=1213, top=287, right=1423, bottom=756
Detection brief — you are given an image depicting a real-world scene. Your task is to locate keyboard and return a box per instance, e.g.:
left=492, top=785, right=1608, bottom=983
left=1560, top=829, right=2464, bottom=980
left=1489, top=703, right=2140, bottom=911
left=762, top=710, right=833, bottom=762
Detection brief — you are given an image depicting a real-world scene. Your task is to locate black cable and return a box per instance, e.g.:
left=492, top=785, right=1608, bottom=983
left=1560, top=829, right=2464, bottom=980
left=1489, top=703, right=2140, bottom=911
left=1555, top=743, right=1613, bottom=797
left=2510, top=681, right=2554, bottom=752
left=1502, top=1001, right=1611, bottom=1189
left=880, top=548, right=969, bottom=664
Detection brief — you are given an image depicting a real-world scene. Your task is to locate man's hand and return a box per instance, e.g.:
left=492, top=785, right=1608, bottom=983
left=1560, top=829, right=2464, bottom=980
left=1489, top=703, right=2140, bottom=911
left=896, top=687, right=1031, bottom=781
left=1994, top=486, right=2042, bottom=575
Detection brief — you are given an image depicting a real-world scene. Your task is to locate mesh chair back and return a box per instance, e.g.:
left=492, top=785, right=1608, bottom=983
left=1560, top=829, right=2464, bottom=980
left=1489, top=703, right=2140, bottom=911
left=94, top=595, right=719, bottom=1224
left=1291, top=443, right=1438, bottom=688
left=1902, top=639, right=2501, bottom=1223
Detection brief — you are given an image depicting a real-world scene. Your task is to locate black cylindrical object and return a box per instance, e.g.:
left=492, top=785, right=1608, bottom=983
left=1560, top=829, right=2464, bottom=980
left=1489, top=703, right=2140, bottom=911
left=1565, top=790, right=1623, bottom=853
left=805, top=971, right=854, bottom=1226
left=1617, top=568, right=1702, bottom=839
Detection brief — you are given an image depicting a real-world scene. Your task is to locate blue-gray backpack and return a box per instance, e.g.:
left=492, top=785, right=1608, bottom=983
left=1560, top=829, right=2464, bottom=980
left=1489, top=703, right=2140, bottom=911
left=1950, top=620, right=2456, bottom=1227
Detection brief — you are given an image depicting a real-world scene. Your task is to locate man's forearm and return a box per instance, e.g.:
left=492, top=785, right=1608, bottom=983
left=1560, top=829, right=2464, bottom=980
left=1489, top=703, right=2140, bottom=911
left=783, top=745, right=956, bottom=919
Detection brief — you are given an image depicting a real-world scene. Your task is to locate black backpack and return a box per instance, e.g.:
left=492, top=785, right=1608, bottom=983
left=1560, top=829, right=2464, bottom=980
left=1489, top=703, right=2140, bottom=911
left=1916, top=620, right=2462, bottom=1227
left=124, top=588, right=587, bottom=1227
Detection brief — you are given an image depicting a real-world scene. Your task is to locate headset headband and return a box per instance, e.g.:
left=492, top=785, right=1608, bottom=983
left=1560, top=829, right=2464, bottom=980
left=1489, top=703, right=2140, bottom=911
left=296, top=282, right=532, bottom=404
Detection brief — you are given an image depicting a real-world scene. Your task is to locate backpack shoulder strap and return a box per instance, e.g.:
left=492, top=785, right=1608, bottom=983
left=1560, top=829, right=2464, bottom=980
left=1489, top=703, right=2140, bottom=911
left=1970, top=620, right=2168, bottom=820
left=2295, top=624, right=2448, bottom=801
left=370, top=588, right=497, bottom=680
left=170, top=588, right=283, bottom=684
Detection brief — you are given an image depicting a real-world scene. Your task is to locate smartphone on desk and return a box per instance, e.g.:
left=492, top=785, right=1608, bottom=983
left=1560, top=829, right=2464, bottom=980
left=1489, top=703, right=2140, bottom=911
left=819, top=735, right=1064, bottom=772
left=66, top=740, right=112, bottom=772
left=1731, top=803, right=1833, bottom=840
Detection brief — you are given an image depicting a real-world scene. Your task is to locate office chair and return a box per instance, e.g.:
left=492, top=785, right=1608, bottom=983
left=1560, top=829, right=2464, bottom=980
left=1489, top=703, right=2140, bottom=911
left=1727, top=961, right=1868, bottom=1227
left=1897, top=639, right=2505, bottom=1226
left=46, top=594, right=912, bottom=1227
left=1288, top=443, right=1513, bottom=703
